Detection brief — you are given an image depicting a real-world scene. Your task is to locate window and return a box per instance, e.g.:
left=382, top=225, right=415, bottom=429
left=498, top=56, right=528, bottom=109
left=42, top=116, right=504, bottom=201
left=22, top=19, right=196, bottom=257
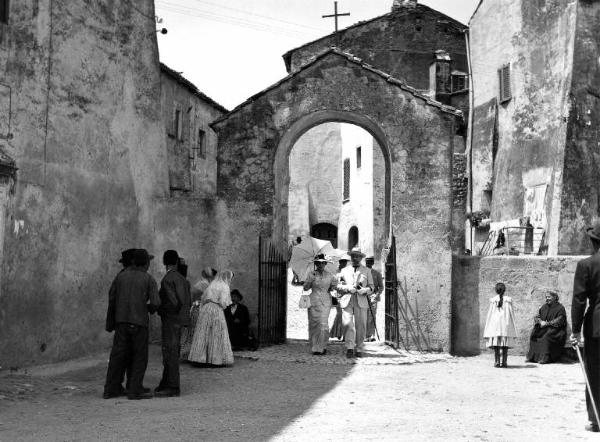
left=169, top=105, right=183, bottom=140
left=0, top=0, right=8, bottom=24
left=356, top=146, right=362, bottom=169
left=343, top=158, right=350, bottom=201
left=498, top=64, right=512, bottom=103
left=451, top=72, right=468, bottom=92
left=196, top=129, right=205, bottom=159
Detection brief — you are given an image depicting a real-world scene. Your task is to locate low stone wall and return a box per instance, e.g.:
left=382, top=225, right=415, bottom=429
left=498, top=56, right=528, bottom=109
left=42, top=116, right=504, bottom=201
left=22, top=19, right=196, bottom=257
left=452, top=255, right=584, bottom=355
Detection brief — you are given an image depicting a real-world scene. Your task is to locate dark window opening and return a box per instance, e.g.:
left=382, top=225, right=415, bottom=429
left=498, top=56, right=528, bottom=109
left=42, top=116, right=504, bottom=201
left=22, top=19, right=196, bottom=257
left=348, top=226, right=359, bottom=250
left=498, top=64, right=512, bottom=103
left=0, top=0, right=8, bottom=24
left=311, top=223, right=338, bottom=248
left=174, top=109, right=182, bottom=140
left=343, top=158, right=350, bottom=201
left=356, top=146, right=361, bottom=169
left=196, top=129, right=205, bottom=159
left=451, top=74, right=468, bottom=92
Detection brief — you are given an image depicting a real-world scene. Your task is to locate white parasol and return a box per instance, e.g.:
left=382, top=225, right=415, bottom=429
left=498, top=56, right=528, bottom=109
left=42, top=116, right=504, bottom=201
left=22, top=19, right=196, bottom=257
left=290, top=236, right=335, bottom=282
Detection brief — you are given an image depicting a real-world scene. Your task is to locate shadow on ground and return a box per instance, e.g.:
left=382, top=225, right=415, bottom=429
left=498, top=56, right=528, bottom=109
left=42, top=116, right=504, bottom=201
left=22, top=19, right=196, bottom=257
left=0, top=343, right=355, bottom=441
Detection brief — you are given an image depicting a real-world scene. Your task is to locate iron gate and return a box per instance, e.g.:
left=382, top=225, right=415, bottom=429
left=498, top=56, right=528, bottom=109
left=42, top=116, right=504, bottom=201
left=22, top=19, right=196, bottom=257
left=258, top=236, right=287, bottom=346
left=385, top=235, right=401, bottom=348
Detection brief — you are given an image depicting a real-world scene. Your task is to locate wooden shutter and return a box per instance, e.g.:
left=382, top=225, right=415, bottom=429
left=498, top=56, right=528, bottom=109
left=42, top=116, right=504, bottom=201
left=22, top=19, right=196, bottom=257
left=498, top=64, right=512, bottom=103
left=343, top=158, right=350, bottom=201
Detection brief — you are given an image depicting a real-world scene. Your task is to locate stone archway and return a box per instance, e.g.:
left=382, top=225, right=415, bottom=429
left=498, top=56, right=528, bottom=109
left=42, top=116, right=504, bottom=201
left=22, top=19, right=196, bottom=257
left=212, top=48, right=464, bottom=350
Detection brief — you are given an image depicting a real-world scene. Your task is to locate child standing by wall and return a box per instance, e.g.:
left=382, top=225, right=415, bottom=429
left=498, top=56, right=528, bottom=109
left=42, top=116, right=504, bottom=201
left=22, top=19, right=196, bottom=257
left=483, top=282, right=518, bottom=367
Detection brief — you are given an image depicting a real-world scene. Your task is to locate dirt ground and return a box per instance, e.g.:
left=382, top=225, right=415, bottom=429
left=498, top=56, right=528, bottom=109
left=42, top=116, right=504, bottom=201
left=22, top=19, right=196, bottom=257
left=0, top=341, right=596, bottom=442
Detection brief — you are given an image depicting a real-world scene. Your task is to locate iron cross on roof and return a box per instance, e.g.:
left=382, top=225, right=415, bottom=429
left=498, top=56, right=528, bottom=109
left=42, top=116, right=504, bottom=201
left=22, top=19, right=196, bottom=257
left=322, top=1, right=350, bottom=32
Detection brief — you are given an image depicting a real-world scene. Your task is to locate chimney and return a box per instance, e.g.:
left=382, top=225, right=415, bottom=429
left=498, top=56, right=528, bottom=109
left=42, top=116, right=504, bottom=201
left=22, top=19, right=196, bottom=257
left=392, top=0, right=417, bottom=11
left=429, top=50, right=452, bottom=104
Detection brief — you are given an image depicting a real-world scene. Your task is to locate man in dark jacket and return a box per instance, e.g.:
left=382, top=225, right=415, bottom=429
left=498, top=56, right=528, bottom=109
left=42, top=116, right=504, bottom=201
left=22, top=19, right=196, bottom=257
left=571, top=221, right=600, bottom=432
left=103, top=249, right=160, bottom=400
left=155, top=249, right=191, bottom=397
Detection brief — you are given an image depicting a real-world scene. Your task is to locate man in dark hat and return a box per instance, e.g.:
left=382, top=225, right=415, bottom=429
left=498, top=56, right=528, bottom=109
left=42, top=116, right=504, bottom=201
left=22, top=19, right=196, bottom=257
left=155, top=249, right=191, bottom=397
left=225, top=289, right=251, bottom=350
left=105, top=249, right=137, bottom=333
left=365, top=256, right=384, bottom=342
left=103, top=249, right=160, bottom=400
left=571, top=221, right=600, bottom=432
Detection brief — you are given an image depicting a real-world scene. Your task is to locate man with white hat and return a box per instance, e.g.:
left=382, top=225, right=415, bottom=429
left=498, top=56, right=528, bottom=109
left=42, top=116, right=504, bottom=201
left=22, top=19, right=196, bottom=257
left=337, top=247, right=374, bottom=358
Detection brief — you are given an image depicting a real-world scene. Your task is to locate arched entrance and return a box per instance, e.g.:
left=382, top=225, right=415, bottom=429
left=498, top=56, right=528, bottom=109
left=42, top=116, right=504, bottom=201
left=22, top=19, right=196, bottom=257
left=348, top=226, right=359, bottom=249
left=311, top=223, right=338, bottom=248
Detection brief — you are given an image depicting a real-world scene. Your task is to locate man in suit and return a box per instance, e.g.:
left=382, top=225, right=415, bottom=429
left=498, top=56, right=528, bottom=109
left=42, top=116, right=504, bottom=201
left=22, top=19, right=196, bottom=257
left=225, top=289, right=251, bottom=350
left=337, top=247, right=374, bottom=358
left=365, top=256, right=384, bottom=342
left=103, top=249, right=159, bottom=400
left=571, top=221, right=600, bottom=432
left=156, top=250, right=191, bottom=398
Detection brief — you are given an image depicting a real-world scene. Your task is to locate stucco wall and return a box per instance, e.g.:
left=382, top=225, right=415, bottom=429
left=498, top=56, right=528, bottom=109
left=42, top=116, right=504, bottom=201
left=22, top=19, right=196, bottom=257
left=452, top=255, right=582, bottom=355
left=469, top=0, right=577, bottom=255
left=559, top=0, right=600, bottom=254
left=0, top=0, right=172, bottom=367
left=213, top=51, right=463, bottom=350
left=288, top=122, right=342, bottom=239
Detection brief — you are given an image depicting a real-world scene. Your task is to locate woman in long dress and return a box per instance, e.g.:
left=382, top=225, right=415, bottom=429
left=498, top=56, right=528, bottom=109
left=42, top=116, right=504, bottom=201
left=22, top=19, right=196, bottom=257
left=188, top=270, right=235, bottom=366
left=180, top=267, right=216, bottom=360
left=483, top=282, right=518, bottom=367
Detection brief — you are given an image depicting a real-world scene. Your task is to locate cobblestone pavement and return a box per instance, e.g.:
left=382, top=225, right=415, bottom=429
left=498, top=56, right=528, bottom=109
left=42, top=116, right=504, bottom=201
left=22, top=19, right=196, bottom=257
left=0, top=343, right=596, bottom=441
left=236, top=339, right=452, bottom=365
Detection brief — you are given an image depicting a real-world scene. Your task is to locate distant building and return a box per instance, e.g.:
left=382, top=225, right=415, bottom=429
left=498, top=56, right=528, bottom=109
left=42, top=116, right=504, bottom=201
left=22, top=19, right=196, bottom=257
left=468, top=0, right=600, bottom=255
left=160, top=64, right=227, bottom=196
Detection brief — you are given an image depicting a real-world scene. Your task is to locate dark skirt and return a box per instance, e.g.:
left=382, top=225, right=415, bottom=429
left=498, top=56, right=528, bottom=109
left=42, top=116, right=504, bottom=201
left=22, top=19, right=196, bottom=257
left=526, top=325, right=566, bottom=363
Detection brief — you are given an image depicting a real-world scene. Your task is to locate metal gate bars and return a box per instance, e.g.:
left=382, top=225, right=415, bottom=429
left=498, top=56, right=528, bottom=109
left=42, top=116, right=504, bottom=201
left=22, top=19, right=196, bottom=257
left=257, top=236, right=287, bottom=347
left=385, top=235, right=401, bottom=348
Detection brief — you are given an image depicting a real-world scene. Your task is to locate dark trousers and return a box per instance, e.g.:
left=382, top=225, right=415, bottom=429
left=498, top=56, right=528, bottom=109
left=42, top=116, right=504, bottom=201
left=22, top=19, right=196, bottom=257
left=159, top=318, right=182, bottom=392
left=584, top=335, right=600, bottom=424
left=104, top=323, right=149, bottom=396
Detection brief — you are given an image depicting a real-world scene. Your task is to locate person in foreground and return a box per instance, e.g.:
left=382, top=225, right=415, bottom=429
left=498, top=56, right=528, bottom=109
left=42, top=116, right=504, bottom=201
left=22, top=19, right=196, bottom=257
left=156, top=250, right=191, bottom=398
left=571, top=221, right=600, bottom=432
left=483, top=282, right=517, bottom=368
left=337, top=247, right=373, bottom=358
left=188, top=270, right=235, bottom=366
left=526, top=289, right=567, bottom=364
left=103, top=249, right=159, bottom=400
left=303, top=254, right=337, bottom=355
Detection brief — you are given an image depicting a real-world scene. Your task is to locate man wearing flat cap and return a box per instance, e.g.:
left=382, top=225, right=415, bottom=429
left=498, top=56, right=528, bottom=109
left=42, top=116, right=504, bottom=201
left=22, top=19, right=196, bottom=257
left=337, top=247, right=374, bottom=358
left=572, top=220, right=600, bottom=432
left=104, top=249, right=160, bottom=400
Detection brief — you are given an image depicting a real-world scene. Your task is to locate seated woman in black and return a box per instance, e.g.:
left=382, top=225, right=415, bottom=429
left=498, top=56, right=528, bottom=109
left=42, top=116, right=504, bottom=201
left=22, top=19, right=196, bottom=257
left=526, top=289, right=567, bottom=364
left=225, top=289, right=251, bottom=351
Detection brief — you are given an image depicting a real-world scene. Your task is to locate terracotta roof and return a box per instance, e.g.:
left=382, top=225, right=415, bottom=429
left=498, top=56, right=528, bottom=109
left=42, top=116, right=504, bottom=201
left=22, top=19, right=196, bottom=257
left=282, top=3, right=468, bottom=72
left=160, top=63, right=228, bottom=114
left=211, top=47, right=463, bottom=128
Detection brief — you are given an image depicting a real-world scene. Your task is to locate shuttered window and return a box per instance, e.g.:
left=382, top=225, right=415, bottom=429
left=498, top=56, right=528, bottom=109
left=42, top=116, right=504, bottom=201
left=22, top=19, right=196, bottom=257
left=498, top=64, right=512, bottom=103
left=356, top=146, right=361, bottom=169
left=343, top=158, right=350, bottom=201
left=0, top=0, right=8, bottom=24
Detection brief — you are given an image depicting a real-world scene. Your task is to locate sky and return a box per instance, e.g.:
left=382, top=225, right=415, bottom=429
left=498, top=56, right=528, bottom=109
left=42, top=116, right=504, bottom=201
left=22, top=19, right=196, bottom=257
left=154, top=0, right=480, bottom=110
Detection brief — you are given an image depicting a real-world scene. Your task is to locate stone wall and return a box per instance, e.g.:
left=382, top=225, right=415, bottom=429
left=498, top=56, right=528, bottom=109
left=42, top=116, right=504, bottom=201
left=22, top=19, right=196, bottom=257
left=469, top=0, right=577, bottom=255
left=284, top=4, right=468, bottom=117
left=213, top=50, right=464, bottom=350
left=451, top=255, right=582, bottom=355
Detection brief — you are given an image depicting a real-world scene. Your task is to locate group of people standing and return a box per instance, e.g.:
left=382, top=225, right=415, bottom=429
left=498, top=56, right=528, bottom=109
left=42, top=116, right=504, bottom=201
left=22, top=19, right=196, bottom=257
left=103, top=248, right=242, bottom=400
left=302, top=247, right=384, bottom=358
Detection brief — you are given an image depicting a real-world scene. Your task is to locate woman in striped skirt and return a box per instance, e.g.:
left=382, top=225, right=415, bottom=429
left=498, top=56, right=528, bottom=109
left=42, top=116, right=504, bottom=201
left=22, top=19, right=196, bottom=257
left=188, top=270, right=235, bottom=366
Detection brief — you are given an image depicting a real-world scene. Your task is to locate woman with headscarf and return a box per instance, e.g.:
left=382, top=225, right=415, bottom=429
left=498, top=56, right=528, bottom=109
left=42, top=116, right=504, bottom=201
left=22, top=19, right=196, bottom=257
left=483, top=282, right=517, bottom=367
left=181, top=267, right=217, bottom=360
left=188, top=270, right=235, bottom=366
left=526, top=289, right=567, bottom=364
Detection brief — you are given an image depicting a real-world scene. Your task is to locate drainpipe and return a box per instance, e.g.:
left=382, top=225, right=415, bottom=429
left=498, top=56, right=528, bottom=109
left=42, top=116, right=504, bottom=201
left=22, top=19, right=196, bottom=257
left=464, top=28, right=475, bottom=254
